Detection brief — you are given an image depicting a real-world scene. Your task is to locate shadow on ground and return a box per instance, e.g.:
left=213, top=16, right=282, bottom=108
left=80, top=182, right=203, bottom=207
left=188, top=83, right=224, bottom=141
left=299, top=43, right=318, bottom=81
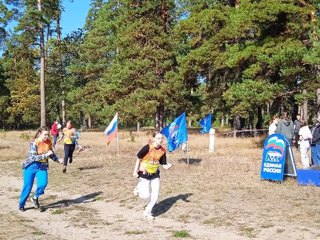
left=178, top=158, right=202, bottom=165
left=153, top=193, right=193, bottom=217
left=41, top=191, right=103, bottom=212
left=78, top=164, right=103, bottom=171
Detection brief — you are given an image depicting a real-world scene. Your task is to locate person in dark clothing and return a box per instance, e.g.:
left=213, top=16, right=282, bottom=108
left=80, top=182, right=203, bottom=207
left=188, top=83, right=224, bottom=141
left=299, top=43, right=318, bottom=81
left=276, top=112, right=295, bottom=173
left=293, top=114, right=301, bottom=148
left=276, top=112, right=294, bottom=144
left=311, top=116, right=320, bottom=166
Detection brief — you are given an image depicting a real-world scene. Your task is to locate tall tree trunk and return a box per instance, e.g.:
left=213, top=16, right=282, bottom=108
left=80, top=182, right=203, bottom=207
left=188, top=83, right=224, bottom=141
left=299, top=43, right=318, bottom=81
left=88, top=115, right=92, bottom=128
left=249, top=112, right=254, bottom=130
left=38, top=0, right=46, bottom=126
left=80, top=111, right=84, bottom=129
left=301, top=89, right=308, bottom=122
left=311, top=10, right=320, bottom=117
left=317, top=88, right=320, bottom=116
left=56, top=4, right=66, bottom=125
left=61, top=93, right=66, bottom=125
left=256, top=106, right=262, bottom=129
left=155, top=102, right=165, bottom=131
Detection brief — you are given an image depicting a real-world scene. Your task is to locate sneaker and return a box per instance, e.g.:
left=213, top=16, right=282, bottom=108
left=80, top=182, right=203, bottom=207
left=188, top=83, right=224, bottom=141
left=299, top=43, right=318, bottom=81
left=18, top=206, right=25, bottom=212
left=62, top=167, right=67, bottom=173
left=143, top=210, right=155, bottom=220
left=69, top=158, right=73, bottom=164
left=133, top=186, right=139, bottom=196
left=31, top=197, right=40, bottom=209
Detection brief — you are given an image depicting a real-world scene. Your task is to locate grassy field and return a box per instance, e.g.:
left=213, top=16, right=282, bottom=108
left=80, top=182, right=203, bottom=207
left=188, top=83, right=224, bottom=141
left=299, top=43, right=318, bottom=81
left=1, top=130, right=320, bottom=239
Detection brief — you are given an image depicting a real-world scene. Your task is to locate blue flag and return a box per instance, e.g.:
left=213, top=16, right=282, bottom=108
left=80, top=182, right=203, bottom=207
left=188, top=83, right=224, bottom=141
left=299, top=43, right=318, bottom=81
left=161, top=112, right=188, bottom=152
left=199, top=113, right=212, bottom=134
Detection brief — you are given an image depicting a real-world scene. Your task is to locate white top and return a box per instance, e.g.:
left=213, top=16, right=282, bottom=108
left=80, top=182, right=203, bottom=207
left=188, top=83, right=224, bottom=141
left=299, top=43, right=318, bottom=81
left=299, top=126, right=312, bottom=140
left=268, top=123, right=277, bottom=135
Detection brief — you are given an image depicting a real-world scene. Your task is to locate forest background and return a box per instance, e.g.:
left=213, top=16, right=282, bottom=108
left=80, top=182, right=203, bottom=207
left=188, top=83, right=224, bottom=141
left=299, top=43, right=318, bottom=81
left=0, top=0, right=320, bottom=131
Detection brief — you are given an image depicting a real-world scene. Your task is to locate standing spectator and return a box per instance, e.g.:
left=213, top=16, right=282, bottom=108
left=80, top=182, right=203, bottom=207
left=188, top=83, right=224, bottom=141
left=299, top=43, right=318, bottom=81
left=58, top=120, right=78, bottom=173
left=294, top=114, right=301, bottom=148
left=268, top=115, right=279, bottom=135
left=276, top=112, right=294, bottom=143
left=50, top=120, right=60, bottom=148
left=299, top=120, right=312, bottom=168
left=311, top=116, right=320, bottom=166
left=276, top=112, right=295, bottom=174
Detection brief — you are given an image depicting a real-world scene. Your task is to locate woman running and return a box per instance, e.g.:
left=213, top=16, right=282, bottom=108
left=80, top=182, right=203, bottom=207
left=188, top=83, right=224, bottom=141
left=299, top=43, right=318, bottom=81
left=59, top=120, right=79, bottom=173
left=18, top=126, right=60, bottom=211
left=133, top=131, right=172, bottom=220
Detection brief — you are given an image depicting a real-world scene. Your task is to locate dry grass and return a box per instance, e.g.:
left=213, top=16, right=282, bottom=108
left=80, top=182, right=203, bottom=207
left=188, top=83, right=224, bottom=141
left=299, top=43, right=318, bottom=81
left=1, top=130, right=320, bottom=238
left=0, top=212, right=57, bottom=240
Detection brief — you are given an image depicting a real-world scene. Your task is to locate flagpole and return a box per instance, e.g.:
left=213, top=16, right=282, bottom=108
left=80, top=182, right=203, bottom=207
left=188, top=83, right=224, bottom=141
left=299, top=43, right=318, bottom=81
left=186, top=141, right=190, bottom=166
left=116, top=132, right=120, bottom=155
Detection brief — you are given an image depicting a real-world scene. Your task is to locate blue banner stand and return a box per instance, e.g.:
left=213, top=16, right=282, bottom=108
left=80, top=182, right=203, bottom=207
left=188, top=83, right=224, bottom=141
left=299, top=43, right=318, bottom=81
left=260, top=134, right=287, bottom=181
left=283, top=138, right=297, bottom=177
left=260, top=134, right=297, bottom=182
left=297, top=167, right=320, bottom=187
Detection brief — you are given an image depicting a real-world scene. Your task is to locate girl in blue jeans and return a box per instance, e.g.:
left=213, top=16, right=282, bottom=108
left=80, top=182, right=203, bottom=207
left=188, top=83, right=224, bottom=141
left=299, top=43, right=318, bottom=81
left=18, top=127, right=61, bottom=211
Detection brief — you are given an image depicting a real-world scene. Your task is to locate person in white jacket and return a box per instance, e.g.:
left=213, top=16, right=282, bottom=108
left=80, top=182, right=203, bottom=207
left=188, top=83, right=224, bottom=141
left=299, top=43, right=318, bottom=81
left=299, top=120, right=313, bottom=168
left=268, top=115, right=279, bottom=135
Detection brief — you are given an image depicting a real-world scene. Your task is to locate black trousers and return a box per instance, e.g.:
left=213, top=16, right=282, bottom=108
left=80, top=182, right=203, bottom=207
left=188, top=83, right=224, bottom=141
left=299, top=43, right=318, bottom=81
left=63, top=144, right=76, bottom=166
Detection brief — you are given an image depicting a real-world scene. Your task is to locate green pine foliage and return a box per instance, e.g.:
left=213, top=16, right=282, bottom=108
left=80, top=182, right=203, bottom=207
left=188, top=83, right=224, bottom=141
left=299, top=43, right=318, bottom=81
left=0, top=0, right=319, bottom=129
left=176, top=0, right=319, bottom=127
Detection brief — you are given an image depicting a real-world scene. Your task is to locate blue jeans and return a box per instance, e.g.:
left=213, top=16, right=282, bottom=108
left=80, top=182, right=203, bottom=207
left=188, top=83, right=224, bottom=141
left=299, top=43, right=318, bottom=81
left=19, top=162, right=48, bottom=208
left=52, top=135, right=58, bottom=147
left=311, top=144, right=320, bottom=166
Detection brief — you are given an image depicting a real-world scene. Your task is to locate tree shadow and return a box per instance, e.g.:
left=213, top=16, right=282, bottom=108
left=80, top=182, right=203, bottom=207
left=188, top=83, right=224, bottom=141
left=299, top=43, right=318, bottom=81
left=40, top=191, right=103, bottom=212
left=178, top=158, right=202, bottom=165
left=152, top=193, right=193, bottom=217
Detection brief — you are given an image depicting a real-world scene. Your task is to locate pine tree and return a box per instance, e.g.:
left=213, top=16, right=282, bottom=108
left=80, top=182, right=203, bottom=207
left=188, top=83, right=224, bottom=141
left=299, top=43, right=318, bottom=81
left=99, top=0, right=182, bottom=129
left=176, top=0, right=319, bottom=127
left=2, top=0, right=64, bottom=128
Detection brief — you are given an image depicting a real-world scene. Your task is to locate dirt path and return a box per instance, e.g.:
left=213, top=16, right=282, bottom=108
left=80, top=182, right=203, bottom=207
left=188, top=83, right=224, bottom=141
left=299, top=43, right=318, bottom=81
left=0, top=173, right=248, bottom=240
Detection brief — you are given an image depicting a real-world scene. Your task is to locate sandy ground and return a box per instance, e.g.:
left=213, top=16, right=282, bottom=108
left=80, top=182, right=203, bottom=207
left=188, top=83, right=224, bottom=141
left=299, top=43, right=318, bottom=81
left=0, top=170, right=247, bottom=240
left=1, top=132, right=320, bottom=240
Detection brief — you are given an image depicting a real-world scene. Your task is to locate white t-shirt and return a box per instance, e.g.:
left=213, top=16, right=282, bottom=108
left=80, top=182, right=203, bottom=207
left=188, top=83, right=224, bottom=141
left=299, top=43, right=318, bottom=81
left=299, top=126, right=312, bottom=140
left=268, top=122, right=277, bottom=135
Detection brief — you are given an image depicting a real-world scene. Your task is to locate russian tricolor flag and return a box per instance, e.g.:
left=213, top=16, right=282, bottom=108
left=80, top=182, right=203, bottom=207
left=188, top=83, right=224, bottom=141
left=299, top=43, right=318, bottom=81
left=104, top=113, right=118, bottom=145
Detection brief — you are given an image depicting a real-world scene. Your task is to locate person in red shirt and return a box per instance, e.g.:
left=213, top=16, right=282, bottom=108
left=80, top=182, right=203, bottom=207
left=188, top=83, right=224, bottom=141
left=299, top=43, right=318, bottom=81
left=50, top=120, right=60, bottom=148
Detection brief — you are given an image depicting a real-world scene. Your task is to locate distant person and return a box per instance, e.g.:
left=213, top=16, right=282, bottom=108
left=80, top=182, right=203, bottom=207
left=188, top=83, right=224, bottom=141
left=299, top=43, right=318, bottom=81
left=59, top=120, right=79, bottom=173
left=293, top=114, right=301, bottom=148
left=311, top=116, right=320, bottom=166
left=268, top=115, right=279, bottom=135
left=133, top=131, right=172, bottom=220
left=50, top=120, right=60, bottom=148
left=276, top=112, right=295, bottom=174
left=276, top=112, right=294, bottom=144
left=18, top=126, right=61, bottom=211
left=299, top=120, right=312, bottom=168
